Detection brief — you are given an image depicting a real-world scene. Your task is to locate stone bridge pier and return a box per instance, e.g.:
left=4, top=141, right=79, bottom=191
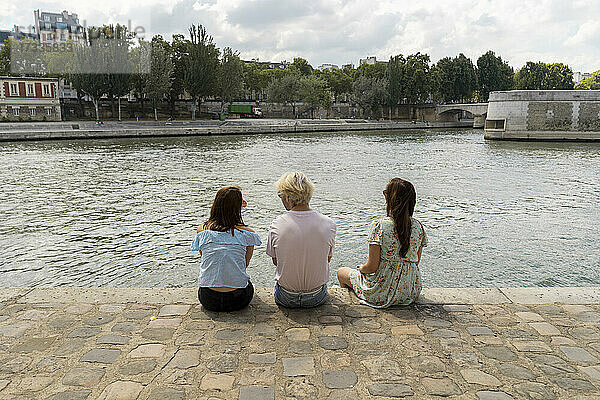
left=436, top=103, right=489, bottom=128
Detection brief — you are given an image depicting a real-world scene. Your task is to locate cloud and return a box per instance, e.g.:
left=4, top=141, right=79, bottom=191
left=2, top=0, right=600, bottom=72
left=564, top=21, right=600, bottom=46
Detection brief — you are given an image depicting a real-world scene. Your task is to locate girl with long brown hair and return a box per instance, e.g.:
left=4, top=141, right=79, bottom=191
left=337, top=178, right=427, bottom=308
left=191, top=186, right=261, bottom=312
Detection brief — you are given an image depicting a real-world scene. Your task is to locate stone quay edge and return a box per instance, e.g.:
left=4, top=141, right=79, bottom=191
left=0, top=119, right=473, bottom=142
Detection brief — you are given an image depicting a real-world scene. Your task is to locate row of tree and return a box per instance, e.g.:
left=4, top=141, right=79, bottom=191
left=0, top=23, right=594, bottom=120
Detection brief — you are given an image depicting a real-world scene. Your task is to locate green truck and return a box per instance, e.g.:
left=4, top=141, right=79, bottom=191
left=228, top=104, right=264, bottom=118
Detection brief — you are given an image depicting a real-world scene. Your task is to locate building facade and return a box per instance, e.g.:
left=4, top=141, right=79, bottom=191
left=0, top=77, right=61, bottom=121
left=0, top=26, right=38, bottom=48
left=33, top=10, right=83, bottom=45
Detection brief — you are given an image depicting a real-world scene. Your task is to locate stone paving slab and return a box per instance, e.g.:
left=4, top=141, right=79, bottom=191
left=17, top=288, right=198, bottom=304
left=1, top=287, right=599, bottom=399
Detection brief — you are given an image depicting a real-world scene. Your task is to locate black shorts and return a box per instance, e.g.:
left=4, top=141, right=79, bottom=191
left=198, top=281, right=254, bottom=312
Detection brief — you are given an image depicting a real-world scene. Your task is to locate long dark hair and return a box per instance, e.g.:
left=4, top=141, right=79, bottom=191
left=203, top=186, right=246, bottom=235
left=385, top=178, right=416, bottom=257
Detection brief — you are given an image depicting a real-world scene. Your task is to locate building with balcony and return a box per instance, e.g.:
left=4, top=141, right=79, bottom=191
left=33, top=10, right=84, bottom=45
left=0, top=76, right=61, bottom=121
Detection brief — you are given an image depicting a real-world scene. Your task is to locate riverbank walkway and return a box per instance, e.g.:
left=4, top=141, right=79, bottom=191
left=0, top=119, right=473, bottom=142
left=1, top=287, right=599, bottom=399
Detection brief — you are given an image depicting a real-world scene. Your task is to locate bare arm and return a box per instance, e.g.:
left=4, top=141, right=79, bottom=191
left=358, top=244, right=381, bottom=274
left=245, top=246, right=254, bottom=267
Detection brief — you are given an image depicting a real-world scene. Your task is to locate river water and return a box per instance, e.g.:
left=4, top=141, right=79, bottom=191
left=1, top=129, right=599, bottom=288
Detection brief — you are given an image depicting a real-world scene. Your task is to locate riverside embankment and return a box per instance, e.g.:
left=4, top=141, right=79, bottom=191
left=0, top=119, right=472, bottom=142
left=1, top=287, right=599, bottom=399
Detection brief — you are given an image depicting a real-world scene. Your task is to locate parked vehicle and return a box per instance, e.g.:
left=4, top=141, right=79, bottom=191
left=228, top=104, right=264, bottom=118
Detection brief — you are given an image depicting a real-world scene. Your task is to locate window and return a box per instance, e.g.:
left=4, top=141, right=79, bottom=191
left=42, top=84, right=50, bottom=97
left=57, top=17, right=62, bottom=22
left=60, top=33, right=65, bottom=41
left=30, top=108, right=36, bottom=117
left=13, top=107, right=19, bottom=116
left=45, top=23, right=51, bottom=30
left=46, top=108, right=52, bottom=116
left=485, top=119, right=505, bottom=131
left=27, top=83, right=34, bottom=96
left=9, top=83, right=19, bottom=96
left=44, top=16, right=50, bottom=21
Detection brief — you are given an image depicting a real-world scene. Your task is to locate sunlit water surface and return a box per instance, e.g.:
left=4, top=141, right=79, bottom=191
left=1, top=129, right=599, bottom=288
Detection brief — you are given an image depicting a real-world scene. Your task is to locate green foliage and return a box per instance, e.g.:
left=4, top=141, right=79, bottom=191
left=144, top=38, right=174, bottom=119
left=575, top=70, right=600, bottom=90
left=317, top=68, right=352, bottom=102
left=218, top=47, right=244, bottom=109
left=477, top=50, right=514, bottom=101
left=0, top=39, right=11, bottom=76
left=298, top=75, right=331, bottom=117
left=243, top=62, right=270, bottom=99
left=514, top=62, right=574, bottom=90
left=387, top=54, right=406, bottom=105
left=184, top=24, right=220, bottom=119
left=431, top=54, right=477, bottom=103
left=267, top=74, right=300, bottom=116
left=356, top=62, right=386, bottom=80
left=289, top=57, right=313, bottom=76
left=352, top=75, right=388, bottom=118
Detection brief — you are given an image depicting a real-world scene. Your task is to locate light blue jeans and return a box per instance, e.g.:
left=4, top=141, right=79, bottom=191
left=274, top=282, right=328, bottom=308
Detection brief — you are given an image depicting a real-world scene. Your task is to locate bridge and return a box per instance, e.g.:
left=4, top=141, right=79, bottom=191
left=436, top=103, right=488, bottom=128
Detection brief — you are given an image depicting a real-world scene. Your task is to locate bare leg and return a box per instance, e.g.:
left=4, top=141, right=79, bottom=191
left=337, top=267, right=354, bottom=289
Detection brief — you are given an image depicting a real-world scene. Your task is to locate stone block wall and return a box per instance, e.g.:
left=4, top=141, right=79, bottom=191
left=527, top=102, right=573, bottom=131
left=578, top=102, right=600, bottom=131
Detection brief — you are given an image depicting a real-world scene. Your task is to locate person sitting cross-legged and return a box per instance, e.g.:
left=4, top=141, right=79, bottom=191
left=266, top=172, right=336, bottom=308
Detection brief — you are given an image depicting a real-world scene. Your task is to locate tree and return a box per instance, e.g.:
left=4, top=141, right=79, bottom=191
left=356, top=62, right=387, bottom=80
left=289, top=57, right=312, bottom=76
left=387, top=54, right=406, bottom=105
left=476, top=50, right=514, bottom=101
left=575, top=70, right=600, bottom=90
left=71, top=44, right=108, bottom=121
left=166, top=34, right=189, bottom=119
left=243, top=62, right=270, bottom=100
left=515, top=62, right=574, bottom=90
left=318, top=68, right=352, bottom=103
left=514, top=62, right=548, bottom=89
left=545, top=63, right=574, bottom=89
left=454, top=53, right=477, bottom=102
left=218, top=47, right=244, bottom=113
left=184, top=24, right=220, bottom=120
left=403, top=53, right=431, bottom=104
left=267, top=74, right=300, bottom=117
left=87, top=24, right=134, bottom=120
left=352, top=75, right=388, bottom=119
left=432, top=54, right=477, bottom=103
left=0, top=39, right=11, bottom=76
left=431, top=57, right=455, bottom=103
left=144, top=38, right=173, bottom=120
left=298, top=75, right=331, bottom=118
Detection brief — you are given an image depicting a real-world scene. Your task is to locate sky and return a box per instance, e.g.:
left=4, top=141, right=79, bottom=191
left=2, top=0, right=600, bottom=72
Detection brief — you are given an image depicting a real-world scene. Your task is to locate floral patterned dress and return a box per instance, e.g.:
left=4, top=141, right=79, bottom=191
left=348, top=216, right=427, bottom=308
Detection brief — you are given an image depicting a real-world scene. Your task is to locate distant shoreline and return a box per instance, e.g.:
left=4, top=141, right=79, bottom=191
left=0, top=119, right=474, bottom=142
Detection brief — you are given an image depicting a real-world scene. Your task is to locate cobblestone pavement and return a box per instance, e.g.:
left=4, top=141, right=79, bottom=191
left=1, top=288, right=600, bottom=399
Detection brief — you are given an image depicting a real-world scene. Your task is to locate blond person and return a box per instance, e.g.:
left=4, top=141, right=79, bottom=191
left=266, top=172, right=336, bottom=308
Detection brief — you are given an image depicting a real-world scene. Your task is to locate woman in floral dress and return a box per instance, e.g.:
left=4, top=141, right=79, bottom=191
left=337, top=178, right=427, bottom=308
